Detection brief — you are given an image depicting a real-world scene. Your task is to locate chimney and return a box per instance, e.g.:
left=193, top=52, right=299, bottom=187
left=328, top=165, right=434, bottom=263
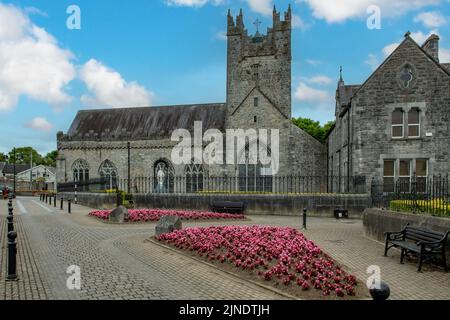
left=422, top=34, right=440, bottom=62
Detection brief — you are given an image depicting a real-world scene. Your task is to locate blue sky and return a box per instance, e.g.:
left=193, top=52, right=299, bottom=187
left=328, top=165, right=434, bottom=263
left=0, top=0, right=449, bottom=155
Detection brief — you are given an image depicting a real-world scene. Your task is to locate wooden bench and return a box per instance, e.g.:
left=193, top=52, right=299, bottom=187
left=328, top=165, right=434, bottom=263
left=384, top=224, right=449, bottom=272
left=210, top=201, right=245, bottom=215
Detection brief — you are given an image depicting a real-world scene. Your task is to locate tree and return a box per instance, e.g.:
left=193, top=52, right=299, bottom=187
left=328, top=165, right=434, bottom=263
left=0, top=153, right=7, bottom=162
left=42, top=151, right=58, bottom=167
left=7, top=147, right=43, bottom=166
left=292, top=117, right=335, bottom=143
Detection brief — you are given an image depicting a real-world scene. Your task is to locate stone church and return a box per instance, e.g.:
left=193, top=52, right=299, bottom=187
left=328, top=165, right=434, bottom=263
left=327, top=32, right=450, bottom=193
left=56, top=7, right=327, bottom=193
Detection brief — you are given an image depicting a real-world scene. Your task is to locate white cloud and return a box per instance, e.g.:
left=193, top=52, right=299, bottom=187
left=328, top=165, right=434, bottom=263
left=165, top=0, right=223, bottom=8
left=441, top=48, right=450, bottom=62
left=294, top=82, right=332, bottom=103
left=292, top=14, right=310, bottom=30
left=165, top=0, right=274, bottom=15
left=246, top=0, right=272, bottom=16
left=307, top=75, right=333, bottom=85
left=414, top=11, right=447, bottom=28
left=305, top=59, right=322, bottom=66
left=80, top=59, right=154, bottom=108
left=300, top=0, right=441, bottom=23
left=0, top=4, right=75, bottom=111
left=214, top=30, right=227, bottom=41
left=25, top=117, right=53, bottom=132
left=365, top=53, right=380, bottom=70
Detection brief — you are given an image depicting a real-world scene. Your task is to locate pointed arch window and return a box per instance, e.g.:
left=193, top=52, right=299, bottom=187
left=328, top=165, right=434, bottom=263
left=153, top=160, right=174, bottom=193
left=185, top=163, right=204, bottom=193
left=99, top=160, right=117, bottom=190
left=238, top=142, right=273, bottom=192
left=72, top=159, right=89, bottom=183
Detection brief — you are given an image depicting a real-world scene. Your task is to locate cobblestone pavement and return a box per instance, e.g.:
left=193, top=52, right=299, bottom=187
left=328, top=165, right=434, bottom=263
left=0, top=198, right=284, bottom=300
left=1, top=197, right=449, bottom=300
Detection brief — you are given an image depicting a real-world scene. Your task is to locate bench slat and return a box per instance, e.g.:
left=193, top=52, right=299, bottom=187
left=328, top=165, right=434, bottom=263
left=405, top=227, right=445, bottom=238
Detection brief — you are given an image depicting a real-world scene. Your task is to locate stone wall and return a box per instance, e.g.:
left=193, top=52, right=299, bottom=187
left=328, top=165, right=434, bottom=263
left=57, top=192, right=116, bottom=210
left=363, top=208, right=450, bottom=264
left=133, top=193, right=370, bottom=217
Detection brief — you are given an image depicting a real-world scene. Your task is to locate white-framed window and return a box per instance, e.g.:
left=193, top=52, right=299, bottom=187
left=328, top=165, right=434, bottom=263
left=399, top=159, right=411, bottom=192
left=392, top=109, right=404, bottom=138
left=383, top=160, right=395, bottom=192
left=415, top=159, right=428, bottom=193
left=408, top=108, right=420, bottom=138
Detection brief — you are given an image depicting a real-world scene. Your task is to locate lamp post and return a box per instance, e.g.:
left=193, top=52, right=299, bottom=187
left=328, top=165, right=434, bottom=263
left=127, top=142, right=131, bottom=194
left=13, top=149, right=24, bottom=197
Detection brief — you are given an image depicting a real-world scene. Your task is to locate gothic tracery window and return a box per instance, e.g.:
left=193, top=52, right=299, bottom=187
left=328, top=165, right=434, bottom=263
left=72, top=159, right=89, bottom=183
left=99, top=160, right=117, bottom=190
left=185, top=163, right=204, bottom=193
left=399, top=64, right=415, bottom=89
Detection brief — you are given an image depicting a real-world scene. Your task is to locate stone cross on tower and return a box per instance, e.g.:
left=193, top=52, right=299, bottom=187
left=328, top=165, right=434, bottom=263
left=253, top=18, right=261, bottom=34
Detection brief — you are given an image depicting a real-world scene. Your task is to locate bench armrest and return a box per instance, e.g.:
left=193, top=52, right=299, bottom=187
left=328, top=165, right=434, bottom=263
left=417, top=231, right=450, bottom=247
left=384, top=231, right=404, bottom=240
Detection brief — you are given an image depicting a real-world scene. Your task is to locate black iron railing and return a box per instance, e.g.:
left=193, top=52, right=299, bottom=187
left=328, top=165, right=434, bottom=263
left=371, top=174, right=450, bottom=217
left=58, top=175, right=368, bottom=195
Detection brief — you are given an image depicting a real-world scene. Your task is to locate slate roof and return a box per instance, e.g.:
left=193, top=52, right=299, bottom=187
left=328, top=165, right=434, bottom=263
left=66, top=103, right=227, bottom=141
left=336, top=85, right=361, bottom=107
left=2, top=164, right=31, bottom=175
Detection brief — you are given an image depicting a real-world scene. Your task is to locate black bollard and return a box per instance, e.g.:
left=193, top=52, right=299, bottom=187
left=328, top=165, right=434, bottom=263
left=370, top=281, right=391, bottom=301
left=7, top=231, right=18, bottom=281
left=60, top=198, right=64, bottom=210
left=44, top=194, right=47, bottom=203
left=68, top=199, right=71, bottom=214
left=302, top=208, right=307, bottom=230
left=54, top=196, right=57, bottom=208
left=49, top=196, right=52, bottom=206
left=7, top=215, right=14, bottom=233
left=8, top=203, right=13, bottom=216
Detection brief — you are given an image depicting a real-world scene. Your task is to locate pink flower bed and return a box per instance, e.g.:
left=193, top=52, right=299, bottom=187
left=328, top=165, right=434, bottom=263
left=89, top=209, right=245, bottom=222
left=157, top=226, right=358, bottom=298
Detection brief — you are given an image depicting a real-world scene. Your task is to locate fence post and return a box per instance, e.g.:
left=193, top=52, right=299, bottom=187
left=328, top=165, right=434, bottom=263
left=6, top=231, right=18, bottom=281
left=302, top=208, right=307, bottom=230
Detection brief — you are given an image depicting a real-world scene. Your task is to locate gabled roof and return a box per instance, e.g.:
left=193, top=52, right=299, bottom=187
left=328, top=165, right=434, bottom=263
left=231, top=86, right=288, bottom=119
left=336, top=85, right=361, bottom=107
left=65, top=103, right=227, bottom=141
left=17, top=165, right=56, bottom=176
left=352, top=34, right=450, bottom=100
